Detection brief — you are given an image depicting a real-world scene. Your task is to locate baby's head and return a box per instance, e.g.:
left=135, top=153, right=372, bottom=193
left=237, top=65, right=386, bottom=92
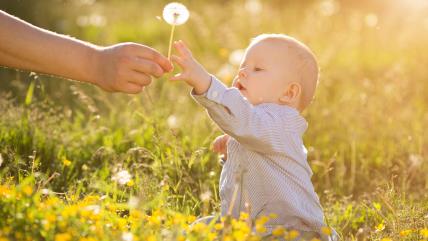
left=232, top=34, right=319, bottom=111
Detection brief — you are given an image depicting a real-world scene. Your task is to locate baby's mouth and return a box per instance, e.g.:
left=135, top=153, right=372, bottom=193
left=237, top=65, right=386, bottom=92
left=236, top=81, right=246, bottom=91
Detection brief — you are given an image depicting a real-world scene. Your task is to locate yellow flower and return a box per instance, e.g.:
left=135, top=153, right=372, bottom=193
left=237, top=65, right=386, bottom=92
left=176, top=235, right=185, bottom=241
left=420, top=228, right=428, bottom=238
left=373, top=202, right=381, bottom=211
left=255, top=216, right=269, bottom=224
left=126, top=180, right=134, bottom=187
left=214, top=223, right=223, bottom=231
left=63, top=159, right=72, bottom=166
left=272, top=227, right=285, bottom=236
left=399, top=229, right=412, bottom=237
left=14, top=232, right=23, bottom=240
left=310, top=239, right=321, bottom=241
left=269, top=213, right=278, bottom=219
left=146, top=234, right=156, bottom=241
left=255, top=223, right=266, bottom=234
left=239, top=212, right=249, bottom=221
left=232, top=230, right=247, bottom=241
left=219, top=48, right=229, bottom=58
left=2, top=227, right=11, bottom=235
left=186, top=215, right=196, bottom=223
left=231, top=219, right=250, bottom=233
left=0, top=185, right=13, bottom=198
left=23, top=186, right=33, bottom=196
left=79, top=238, right=97, bottom=241
left=190, top=222, right=207, bottom=233
left=223, top=235, right=233, bottom=241
left=375, top=222, right=385, bottom=232
left=46, top=214, right=57, bottom=223
left=207, top=232, right=217, bottom=241
left=0, top=237, right=9, bottom=241
left=380, top=238, right=392, bottom=241
left=285, top=230, right=300, bottom=240
left=55, top=233, right=72, bottom=241
left=248, top=236, right=261, bottom=241
left=321, top=226, right=332, bottom=236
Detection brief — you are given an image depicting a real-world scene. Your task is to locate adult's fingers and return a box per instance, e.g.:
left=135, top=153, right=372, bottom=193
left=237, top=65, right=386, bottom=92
left=121, top=82, right=144, bottom=94
left=131, top=44, right=173, bottom=72
left=132, top=57, right=164, bottom=78
left=128, top=71, right=152, bottom=86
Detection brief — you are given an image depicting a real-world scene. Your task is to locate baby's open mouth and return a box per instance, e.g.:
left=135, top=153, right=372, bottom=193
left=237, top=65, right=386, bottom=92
left=236, top=81, right=246, bottom=91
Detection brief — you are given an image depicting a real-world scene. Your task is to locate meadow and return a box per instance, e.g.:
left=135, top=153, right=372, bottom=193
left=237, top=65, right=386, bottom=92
left=0, top=0, right=428, bottom=240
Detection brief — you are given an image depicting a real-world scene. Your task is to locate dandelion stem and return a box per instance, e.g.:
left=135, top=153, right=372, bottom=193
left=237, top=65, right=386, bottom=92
left=167, top=24, right=176, bottom=60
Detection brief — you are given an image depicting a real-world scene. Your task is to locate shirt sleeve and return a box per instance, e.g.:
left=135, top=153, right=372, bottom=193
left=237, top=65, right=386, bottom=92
left=192, top=75, right=303, bottom=154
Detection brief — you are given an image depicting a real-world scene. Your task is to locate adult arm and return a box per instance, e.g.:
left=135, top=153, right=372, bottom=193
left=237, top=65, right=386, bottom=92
left=0, top=10, right=173, bottom=93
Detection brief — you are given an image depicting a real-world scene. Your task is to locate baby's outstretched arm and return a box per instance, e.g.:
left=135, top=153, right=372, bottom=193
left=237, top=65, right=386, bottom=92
left=169, top=40, right=211, bottom=95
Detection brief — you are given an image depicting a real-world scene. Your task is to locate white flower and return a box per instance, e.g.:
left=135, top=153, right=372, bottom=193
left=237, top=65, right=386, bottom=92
left=167, top=115, right=179, bottom=129
left=112, top=170, right=132, bottom=185
left=0, top=153, right=3, bottom=167
left=365, top=13, right=378, bottom=28
left=128, top=196, right=140, bottom=209
left=200, top=190, right=212, bottom=202
left=319, top=0, right=339, bottom=17
left=409, top=154, right=422, bottom=168
left=76, top=14, right=106, bottom=27
left=85, top=205, right=101, bottom=215
left=162, top=2, right=189, bottom=25
left=245, top=0, right=262, bottom=15
left=121, top=232, right=133, bottom=241
left=229, top=49, right=245, bottom=66
left=216, top=64, right=235, bottom=83
left=41, top=188, right=50, bottom=195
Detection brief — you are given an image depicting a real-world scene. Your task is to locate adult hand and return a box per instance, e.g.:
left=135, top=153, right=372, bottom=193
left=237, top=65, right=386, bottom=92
left=92, top=43, right=173, bottom=94
left=0, top=11, right=173, bottom=94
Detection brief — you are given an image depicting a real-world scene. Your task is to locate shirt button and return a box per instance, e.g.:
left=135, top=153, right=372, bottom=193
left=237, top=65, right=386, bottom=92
left=211, top=91, right=218, bottom=99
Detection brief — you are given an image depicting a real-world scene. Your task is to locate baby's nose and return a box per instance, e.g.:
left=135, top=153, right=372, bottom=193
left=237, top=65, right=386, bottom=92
left=238, top=68, right=247, bottom=78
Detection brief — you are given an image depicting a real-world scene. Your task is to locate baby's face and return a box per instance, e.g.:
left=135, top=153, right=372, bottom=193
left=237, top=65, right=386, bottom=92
left=232, top=39, right=299, bottom=105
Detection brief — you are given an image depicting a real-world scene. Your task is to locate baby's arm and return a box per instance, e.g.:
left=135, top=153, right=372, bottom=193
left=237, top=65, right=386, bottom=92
left=171, top=41, right=298, bottom=154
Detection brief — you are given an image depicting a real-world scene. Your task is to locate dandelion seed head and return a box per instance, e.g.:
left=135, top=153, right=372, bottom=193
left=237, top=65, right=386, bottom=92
left=200, top=190, right=212, bottom=201
left=245, top=0, right=262, bottom=15
left=128, top=196, right=140, bottom=208
left=163, top=2, right=189, bottom=26
left=167, top=115, right=179, bottom=129
left=319, top=0, right=339, bottom=17
left=229, top=49, right=245, bottom=66
left=112, top=170, right=132, bottom=185
left=121, top=232, right=133, bottom=241
left=365, top=13, right=378, bottom=28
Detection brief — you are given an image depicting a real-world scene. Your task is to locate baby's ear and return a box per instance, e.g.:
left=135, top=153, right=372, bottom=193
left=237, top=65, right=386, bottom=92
left=278, top=82, right=301, bottom=105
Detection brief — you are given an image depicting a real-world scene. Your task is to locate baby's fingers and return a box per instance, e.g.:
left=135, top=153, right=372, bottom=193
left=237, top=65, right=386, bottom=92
left=174, top=40, right=193, bottom=58
left=171, top=55, right=185, bottom=68
left=169, top=73, right=185, bottom=81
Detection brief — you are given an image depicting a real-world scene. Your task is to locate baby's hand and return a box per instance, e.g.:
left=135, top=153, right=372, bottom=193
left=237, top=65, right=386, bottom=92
left=212, top=134, right=230, bottom=159
left=170, top=40, right=211, bottom=95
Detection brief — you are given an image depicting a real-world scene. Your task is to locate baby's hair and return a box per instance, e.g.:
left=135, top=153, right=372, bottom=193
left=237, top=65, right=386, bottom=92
left=250, top=34, right=319, bottom=111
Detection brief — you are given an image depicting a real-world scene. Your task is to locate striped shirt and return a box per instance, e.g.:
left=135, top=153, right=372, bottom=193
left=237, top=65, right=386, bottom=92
left=192, top=75, right=327, bottom=236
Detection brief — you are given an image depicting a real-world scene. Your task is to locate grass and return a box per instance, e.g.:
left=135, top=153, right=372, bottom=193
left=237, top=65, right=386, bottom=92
left=1, top=0, right=428, bottom=240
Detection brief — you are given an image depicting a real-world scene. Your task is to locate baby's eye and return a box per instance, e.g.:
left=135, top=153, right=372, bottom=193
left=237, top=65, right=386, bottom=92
left=254, top=67, right=264, bottom=71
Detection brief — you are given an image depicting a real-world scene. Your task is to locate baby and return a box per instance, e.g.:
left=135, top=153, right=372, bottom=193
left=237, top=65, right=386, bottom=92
left=170, top=34, right=336, bottom=240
